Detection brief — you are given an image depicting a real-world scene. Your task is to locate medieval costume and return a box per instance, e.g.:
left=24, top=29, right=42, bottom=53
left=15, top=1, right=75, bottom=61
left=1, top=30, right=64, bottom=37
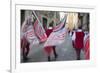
left=72, top=29, right=84, bottom=60
left=44, top=28, right=58, bottom=61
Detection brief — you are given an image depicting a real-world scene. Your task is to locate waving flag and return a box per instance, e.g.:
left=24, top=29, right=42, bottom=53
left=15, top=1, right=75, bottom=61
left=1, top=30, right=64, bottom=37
left=33, top=19, right=47, bottom=42
left=84, top=35, right=90, bottom=59
left=32, top=11, right=47, bottom=43
left=21, top=17, right=40, bottom=46
left=24, top=25, right=39, bottom=45
left=44, top=16, right=67, bottom=47
left=53, top=16, right=66, bottom=32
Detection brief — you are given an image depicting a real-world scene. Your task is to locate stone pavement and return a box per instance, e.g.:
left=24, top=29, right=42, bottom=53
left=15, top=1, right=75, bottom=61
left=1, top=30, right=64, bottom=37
left=21, top=34, right=85, bottom=63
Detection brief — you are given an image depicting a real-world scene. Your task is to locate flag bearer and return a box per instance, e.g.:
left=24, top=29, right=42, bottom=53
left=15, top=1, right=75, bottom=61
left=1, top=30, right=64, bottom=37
left=21, top=16, right=33, bottom=60
left=44, top=27, right=58, bottom=61
left=72, top=26, right=84, bottom=60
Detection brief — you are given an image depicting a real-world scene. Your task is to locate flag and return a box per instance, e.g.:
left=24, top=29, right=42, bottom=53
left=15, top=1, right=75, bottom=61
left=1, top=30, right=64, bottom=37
left=21, top=16, right=40, bottom=46
left=24, top=25, right=39, bottom=45
left=44, top=16, right=67, bottom=47
left=84, top=35, right=90, bottom=59
left=53, top=16, right=66, bottom=32
left=33, top=19, right=47, bottom=42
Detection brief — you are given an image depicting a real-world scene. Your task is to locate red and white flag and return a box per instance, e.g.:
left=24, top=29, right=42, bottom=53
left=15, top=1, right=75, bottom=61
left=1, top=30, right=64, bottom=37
left=84, top=35, right=90, bottom=59
left=21, top=16, right=40, bottom=46
left=53, top=16, right=66, bottom=32
left=44, top=16, right=67, bottom=47
left=33, top=19, right=47, bottom=43
left=24, top=25, right=40, bottom=45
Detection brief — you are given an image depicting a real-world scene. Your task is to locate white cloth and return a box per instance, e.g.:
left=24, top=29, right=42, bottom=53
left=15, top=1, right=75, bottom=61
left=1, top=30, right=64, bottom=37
left=72, top=31, right=75, bottom=41
left=84, top=32, right=89, bottom=41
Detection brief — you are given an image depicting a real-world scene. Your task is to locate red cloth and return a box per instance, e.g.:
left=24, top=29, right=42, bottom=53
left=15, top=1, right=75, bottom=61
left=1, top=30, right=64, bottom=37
left=84, top=36, right=90, bottom=59
left=44, top=46, right=53, bottom=56
left=21, top=36, right=28, bottom=49
left=74, top=31, right=84, bottom=49
left=21, top=36, right=30, bottom=56
left=44, top=29, right=53, bottom=55
left=46, top=29, right=53, bottom=37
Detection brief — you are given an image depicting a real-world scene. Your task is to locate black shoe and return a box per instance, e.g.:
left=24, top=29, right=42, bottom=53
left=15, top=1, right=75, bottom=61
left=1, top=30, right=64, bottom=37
left=23, top=56, right=28, bottom=61
left=48, top=56, right=51, bottom=61
left=77, top=58, right=80, bottom=60
left=55, top=54, right=58, bottom=59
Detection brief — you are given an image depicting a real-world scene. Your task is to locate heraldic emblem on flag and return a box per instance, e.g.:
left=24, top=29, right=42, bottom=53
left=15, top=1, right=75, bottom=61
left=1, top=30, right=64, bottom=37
left=44, top=16, right=67, bottom=47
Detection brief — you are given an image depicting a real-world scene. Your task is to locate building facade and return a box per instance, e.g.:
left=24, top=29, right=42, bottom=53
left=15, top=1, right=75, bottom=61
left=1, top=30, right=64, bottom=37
left=21, top=10, right=89, bottom=32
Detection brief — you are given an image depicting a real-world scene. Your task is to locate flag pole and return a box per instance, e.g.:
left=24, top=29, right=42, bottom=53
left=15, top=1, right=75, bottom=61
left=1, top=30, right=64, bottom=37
left=32, top=11, right=45, bottom=33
